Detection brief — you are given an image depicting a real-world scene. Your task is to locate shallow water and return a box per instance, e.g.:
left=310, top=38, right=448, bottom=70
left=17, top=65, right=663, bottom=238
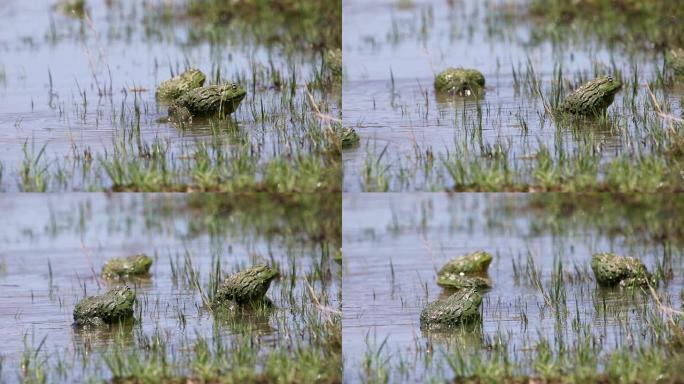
left=342, top=0, right=684, bottom=191
left=342, top=193, right=684, bottom=382
left=0, top=193, right=340, bottom=382
left=0, top=0, right=333, bottom=191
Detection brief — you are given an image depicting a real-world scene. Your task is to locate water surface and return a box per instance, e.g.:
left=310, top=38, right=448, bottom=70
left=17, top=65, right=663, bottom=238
left=343, top=193, right=684, bottom=382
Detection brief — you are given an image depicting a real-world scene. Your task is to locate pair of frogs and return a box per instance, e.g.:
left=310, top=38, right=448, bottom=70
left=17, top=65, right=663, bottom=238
left=435, top=67, right=623, bottom=117
left=155, top=69, right=247, bottom=125
left=73, top=254, right=278, bottom=327
left=421, top=250, right=654, bottom=331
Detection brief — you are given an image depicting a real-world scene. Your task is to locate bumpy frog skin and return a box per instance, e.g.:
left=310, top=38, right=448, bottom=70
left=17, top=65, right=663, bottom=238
left=73, top=286, right=136, bottom=327
left=560, top=76, right=622, bottom=116
left=340, top=127, right=360, bottom=149
left=591, top=252, right=652, bottom=287
left=438, top=250, right=493, bottom=276
left=101, top=254, right=153, bottom=280
left=434, top=68, right=486, bottom=97
left=156, top=69, right=206, bottom=101
left=420, top=289, right=482, bottom=330
left=214, top=264, right=279, bottom=306
left=169, top=83, right=247, bottom=122
left=436, top=274, right=491, bottom=290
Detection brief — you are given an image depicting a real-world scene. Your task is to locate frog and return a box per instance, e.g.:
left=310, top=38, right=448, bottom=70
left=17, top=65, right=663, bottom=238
left=156, top=69, right=207, bottom=102
left=420, top=288, right=482, bottom=330
left=437, top=250, right=493, bottom=277
left=436, top=274, right=491, bottom=291
left=591, top=252, right=653, bottom=288
left=213, top=264, right=279, bottom=307
left=434, top=68, right=486, bottom=97
left=168, top=83, right=247, bottom=124
left=73, top=286, right=136, bottom=327
left=559, top=76, right=623, bottom=116
left=101, top=254, right=153, bottom=280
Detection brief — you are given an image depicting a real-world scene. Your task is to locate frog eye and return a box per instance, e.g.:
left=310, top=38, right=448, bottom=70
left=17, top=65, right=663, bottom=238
left=232, top=84, right=237, bottom=89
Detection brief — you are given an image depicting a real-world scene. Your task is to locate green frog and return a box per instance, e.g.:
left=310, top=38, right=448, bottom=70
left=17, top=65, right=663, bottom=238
left=156, top=69, right=206, bottom=102
left=434, top=68, right=486, bottom=97
left=559, top=76, right=622, bottom=116
left=420, top=289, right=482, bottom=330
left=101, top=254, right=153, bottom=280
left=591, top=252, right=652, bottom=287
left=213, top=264, right=279, bottom=307
left=73, top=286, right=136, bottom=327
left=168, top=83, right=247, bottom=123
left=438, top=250, right=493, bottom=276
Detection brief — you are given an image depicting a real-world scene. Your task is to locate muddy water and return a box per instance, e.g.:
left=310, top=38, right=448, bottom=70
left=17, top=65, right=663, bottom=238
left=0, top=0, right=328, bottom=191
left=342, top=0, right=683, bottom=191
left=0, top=194, right=339, bottom=382
left=342, top=193, right=684, bottom=382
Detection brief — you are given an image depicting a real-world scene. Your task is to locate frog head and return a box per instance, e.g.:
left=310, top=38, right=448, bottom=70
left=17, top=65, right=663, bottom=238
left=597, top=76, right=623, bottom=98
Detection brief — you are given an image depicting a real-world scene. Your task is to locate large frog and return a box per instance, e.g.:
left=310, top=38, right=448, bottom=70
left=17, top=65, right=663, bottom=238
left=438, top=250, right=493, bottom=276
left=434, top=68, right=486, bottom=97
left=156, top=69, right=206, bottom=102
left=559, top=76, right=622, bottom=116
left=73, top=286, right=136, bottom=327
left=436, top=274, right=491, bottom=290
left=420, top=289, right=482, bottom=330
left=101, top=254, right=153, bottom=280
left=213, top=264, right=279, bottom=307
left=591, top=252, right=652, bottom=287
left=169, top=83, right=247, bottom=123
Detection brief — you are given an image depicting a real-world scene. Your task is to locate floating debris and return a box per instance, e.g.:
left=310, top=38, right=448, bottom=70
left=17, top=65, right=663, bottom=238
left=213, top=264, right=279, bottom=307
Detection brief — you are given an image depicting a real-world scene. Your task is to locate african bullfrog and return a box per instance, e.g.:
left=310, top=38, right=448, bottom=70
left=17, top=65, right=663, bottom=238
left=591, top=252, right=652, bottom=287
left=420, top=288, right=482, bottom=330
left=213, top=264, right=279, bottom=307
left=73, top=286, right=136, bottom=327
left=101, top=254, right=152, bottom=280
left=434, top=68, right=486, bottom=97
left=559, top=76, right=622, bottom=116
left=438, top=250, right=493, bottom=277
left=168, top=83, right=247, bottom=123
left=156, top=69, right=206, bottom=102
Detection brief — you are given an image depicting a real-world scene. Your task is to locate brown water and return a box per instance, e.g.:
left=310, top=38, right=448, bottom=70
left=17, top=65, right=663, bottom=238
left=0, top=193, right=340, bottom=382
left=342, top=193, right=684, bottom=382
left=342, top=0, right=683, bottom=191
